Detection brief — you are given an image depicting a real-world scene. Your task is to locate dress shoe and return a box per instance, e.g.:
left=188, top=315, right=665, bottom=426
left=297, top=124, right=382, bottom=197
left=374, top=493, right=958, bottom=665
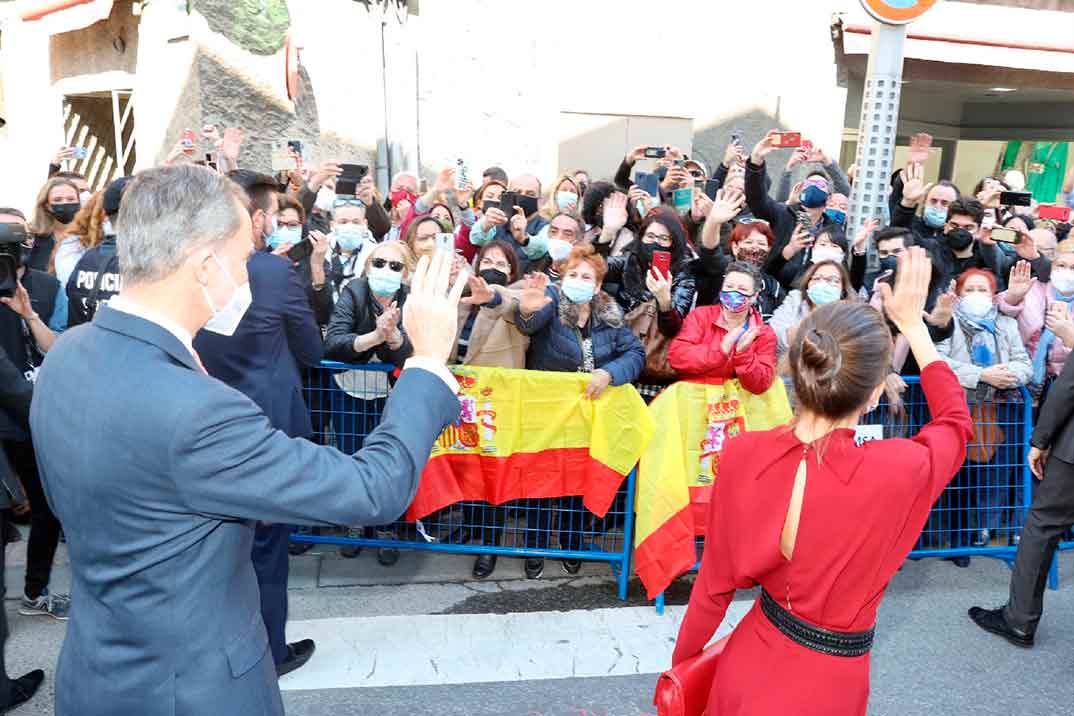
left=473, top=553, right=497, bottom=579
left=276, top=639, right=317, bottom=678
left=289, top=541, right=314, bottom=556
left=524, top=558, right=544, bottom=579
left=0, top=669, right=44, bottom=713
left=948, top=556, right=971, bottom=568
left=968, top=606, right=1034, bottom=648
left=447, top=526, right=473, bottom=545
left=561, top=559, right=582, bottom=575
left=377, top=547, right=400, bottom=566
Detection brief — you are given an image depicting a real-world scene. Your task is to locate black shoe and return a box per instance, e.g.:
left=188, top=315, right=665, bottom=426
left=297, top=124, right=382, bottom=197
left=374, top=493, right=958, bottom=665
left=339, top=527, right=363, bottom=558
left=969, top=606, right=1034, bottom=648
left=276, top=639, right=316, bottom=678
left=377, top=547, right=399, bottom=566
left=473, top=553, right=497, bottom=579
left=561, top=559, right=582, bottom=575
left=524, top=558, right=544, bottom=579
left=0, top=669, right=44, bottom=713
left=289, top=541, right=314, bottom=556
left=948, top=556, right=971, bottom=568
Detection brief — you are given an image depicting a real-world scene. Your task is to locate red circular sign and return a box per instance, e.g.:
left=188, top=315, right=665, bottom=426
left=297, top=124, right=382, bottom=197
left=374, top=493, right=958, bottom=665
left=860, top=0, right=938, bottom=25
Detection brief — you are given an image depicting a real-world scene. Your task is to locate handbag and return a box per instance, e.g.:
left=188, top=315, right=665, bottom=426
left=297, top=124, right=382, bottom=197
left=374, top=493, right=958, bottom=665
left=625, top=300, right=677, bottom=383
left=653, top=636, right=729, bottom=716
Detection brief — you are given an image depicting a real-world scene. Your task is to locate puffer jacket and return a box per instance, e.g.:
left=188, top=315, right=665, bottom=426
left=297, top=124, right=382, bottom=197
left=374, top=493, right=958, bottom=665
left=604, top=252, right=695, bottom=322
left=515, top=287, right=645, bottom=386
left=324, top=276, right=413, bottom=366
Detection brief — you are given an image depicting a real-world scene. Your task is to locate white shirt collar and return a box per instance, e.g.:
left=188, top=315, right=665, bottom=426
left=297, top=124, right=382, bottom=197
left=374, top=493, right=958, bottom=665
left=108, top=295, right=197, bottom=359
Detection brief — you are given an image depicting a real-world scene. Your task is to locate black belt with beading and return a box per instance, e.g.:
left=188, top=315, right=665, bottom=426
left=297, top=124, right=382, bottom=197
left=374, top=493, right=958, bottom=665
left=759, top=590, right=875, bottom=657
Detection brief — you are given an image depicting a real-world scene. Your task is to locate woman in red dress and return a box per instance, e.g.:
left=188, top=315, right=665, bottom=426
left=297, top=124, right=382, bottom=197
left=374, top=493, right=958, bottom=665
left=671, top=248, right=973, bottom=715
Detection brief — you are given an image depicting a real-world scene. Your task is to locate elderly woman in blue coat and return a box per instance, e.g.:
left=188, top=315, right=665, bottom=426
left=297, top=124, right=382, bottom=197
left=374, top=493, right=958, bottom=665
left=512, top=243, right=645, bottom=579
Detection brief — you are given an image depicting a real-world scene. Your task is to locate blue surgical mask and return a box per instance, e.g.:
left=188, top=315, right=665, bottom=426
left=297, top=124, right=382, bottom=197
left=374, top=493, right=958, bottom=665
left=555, top=191, right=578, bottom=211
left=807, top=283, right=842, bottom=305
left=368, top=266, right=402, bottom=296
left=923, top=205, right=948, bottom=229
left=800, top=185, right=829, bottom=209
left=267, top=225, right=302, bottom=250
left=823, top=208, right=846, bottom=225
left=719, top=290, right=751, bottom=313
left=334, top=224, right=369, bottom=252
left=561, top=278, right=596, bottom=304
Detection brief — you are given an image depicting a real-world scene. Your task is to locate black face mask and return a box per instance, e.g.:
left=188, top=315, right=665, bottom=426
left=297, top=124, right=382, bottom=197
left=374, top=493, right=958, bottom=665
left=878, top=255, right=899, bottom=275
left=515, top=195, right=539, bottom=217
left=479, top=268, right=509, bottom=287
left=636, top=241, right=657, bottom=265
left=944, top=228, right=975, bottom=252
left=48, top=202, right=80, bottom=225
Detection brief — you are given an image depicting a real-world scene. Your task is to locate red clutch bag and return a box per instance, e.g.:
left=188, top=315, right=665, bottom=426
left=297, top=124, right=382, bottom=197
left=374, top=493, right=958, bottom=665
left=653, top=636, right=729, bottom=716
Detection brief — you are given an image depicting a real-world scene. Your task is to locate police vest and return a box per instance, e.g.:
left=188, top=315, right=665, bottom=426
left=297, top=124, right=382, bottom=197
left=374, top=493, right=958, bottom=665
left=67, top=240, right=121, bottom=329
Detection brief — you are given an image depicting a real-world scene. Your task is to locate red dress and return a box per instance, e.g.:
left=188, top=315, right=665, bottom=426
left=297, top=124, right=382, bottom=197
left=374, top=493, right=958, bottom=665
left=671, top=362, right=972, bottom=715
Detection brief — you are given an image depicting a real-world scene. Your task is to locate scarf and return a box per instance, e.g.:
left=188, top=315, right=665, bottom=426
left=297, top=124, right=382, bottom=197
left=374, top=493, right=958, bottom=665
left=955, top=305, right=1000, bottom=401
left=1031, top=287, right=1074, bottom=385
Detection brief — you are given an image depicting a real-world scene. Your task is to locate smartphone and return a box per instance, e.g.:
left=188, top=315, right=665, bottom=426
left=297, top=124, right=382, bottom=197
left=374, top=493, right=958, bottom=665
left=991, top=227, right=1022, bottom=244
left=635, top=172, right=659, bottom=198
left=672, top=158, right=686, bottom=168
left=72, top=146, right=87, bottom=160
left=181, top=128, right=196, bottom=156
left=481, top=199, right=501, bottom=214
left=1039, top=204, right=1072, bottom=222
left=499, top=191, right=518, bottom=216
left=729, top=128, right=743, bottom=146
left=652, top=250, right=672, bottom=279
left=287, top=239, right=313, bottom=263
left=704, top=178, right=720, bottom=201
left=801, top=139, right=813, bottom=153
left=455, top=158, right=469, bottom=190
left=287, top=139, right=303, bottom=156
left=644, top=146, right=667, bottom=159
left=435, top=233, right=455, bottom=254
left=337, top=163, right=368, bottom=196
left=205, top=152, right=217, bottom=171
left=771, top=132, right=802, bottom=148
left=796, top=211, right=814, bottom=232
left=1000, top=191, right=1032, bottom=207
left=672, top=187, right=692, bottom=216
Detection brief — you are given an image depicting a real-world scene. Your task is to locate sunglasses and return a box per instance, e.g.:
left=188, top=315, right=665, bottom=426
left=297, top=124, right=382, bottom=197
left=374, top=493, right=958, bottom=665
left=333, top=198, right=365, bottom=209
left=371, top=258, right=404, bottom=272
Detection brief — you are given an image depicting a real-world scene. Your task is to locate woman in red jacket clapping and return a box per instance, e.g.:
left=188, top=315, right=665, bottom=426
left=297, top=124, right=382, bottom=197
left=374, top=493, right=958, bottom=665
left=668, top=261, right=777, bottom=394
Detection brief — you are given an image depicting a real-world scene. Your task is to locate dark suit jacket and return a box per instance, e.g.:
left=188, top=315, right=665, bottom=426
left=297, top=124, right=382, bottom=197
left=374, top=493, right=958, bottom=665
left=0, top=353, right=31, bottom=508
left=1032, top=354, right=1074, bottom=464
left=31, top=306, right=460, bottom=715
left=194, top=251, right=323, bottom=438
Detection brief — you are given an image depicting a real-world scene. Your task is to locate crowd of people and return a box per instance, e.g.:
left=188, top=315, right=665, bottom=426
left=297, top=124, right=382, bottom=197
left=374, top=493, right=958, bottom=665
left=1, top=126, right=1074, bottom=708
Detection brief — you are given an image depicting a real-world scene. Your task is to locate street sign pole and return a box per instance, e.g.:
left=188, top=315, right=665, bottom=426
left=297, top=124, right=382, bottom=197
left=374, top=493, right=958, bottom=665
left=847, top=21, right=907, bottom=237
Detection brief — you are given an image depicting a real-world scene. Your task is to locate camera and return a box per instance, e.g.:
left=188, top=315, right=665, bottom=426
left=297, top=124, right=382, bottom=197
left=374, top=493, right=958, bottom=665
left=0, top=222, right=28, bottom=298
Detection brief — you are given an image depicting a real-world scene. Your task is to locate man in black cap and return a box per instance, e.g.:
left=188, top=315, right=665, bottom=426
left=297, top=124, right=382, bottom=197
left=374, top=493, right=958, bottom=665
left=66, top=176, right=132, bottom=329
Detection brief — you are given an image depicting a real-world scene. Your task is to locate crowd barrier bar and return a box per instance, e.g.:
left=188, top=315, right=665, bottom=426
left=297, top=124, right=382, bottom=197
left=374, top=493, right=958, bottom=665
left=653, top=376, right=1040, bottom=614
left=290, top=361, right=636, bottom=600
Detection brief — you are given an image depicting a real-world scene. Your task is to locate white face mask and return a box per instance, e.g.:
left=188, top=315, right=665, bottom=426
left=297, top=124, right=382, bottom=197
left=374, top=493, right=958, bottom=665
left=1051, top=269, right=1074, bottom=296
left=102, top=220, right=116, bottom=237
left=315, top=188, right=337, bottom=213
left=811, top=246, right=845, bottom=265
left=960, top=292, right=994, bottom=320
left=200, top=253, right=252, bottom=336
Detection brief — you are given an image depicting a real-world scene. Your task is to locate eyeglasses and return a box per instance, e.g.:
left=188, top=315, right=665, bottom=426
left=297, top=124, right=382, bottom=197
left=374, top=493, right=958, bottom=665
left=642, top=232, right=672, bottom=245
left=809, top=275, right=843, bottom=287
left=371, top=258, right=404, bottom=272
left=333, top=198, right=365, bottom=209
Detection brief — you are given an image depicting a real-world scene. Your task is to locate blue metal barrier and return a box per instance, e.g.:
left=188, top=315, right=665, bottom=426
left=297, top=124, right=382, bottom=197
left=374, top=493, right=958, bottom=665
left=290, top=361, right=637, bottom=600
left=653, top=376, right=1035, bottom=614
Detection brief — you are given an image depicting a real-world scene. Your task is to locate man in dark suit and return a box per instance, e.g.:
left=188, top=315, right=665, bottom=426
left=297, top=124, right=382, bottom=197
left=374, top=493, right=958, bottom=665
left=194, top=170, right=323, bottom=676
left=0, top=352, right=45, bottom=712
left=31, top=165, right=467, bottom=716
left=970, top=354, right=1074, bottom=647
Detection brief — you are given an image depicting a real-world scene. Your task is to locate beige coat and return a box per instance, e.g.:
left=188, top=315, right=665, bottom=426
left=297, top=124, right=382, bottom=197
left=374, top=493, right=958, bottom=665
left=449, top=286, right=529, bottom=369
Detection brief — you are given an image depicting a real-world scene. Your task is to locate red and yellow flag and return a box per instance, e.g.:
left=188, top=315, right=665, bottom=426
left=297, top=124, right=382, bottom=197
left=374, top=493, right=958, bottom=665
left=407, top=367, right=655, bottom=521
left=634, top=379, right=792, bottom=599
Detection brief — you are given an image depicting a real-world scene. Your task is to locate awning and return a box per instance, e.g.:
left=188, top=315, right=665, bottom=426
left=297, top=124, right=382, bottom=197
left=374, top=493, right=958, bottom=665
left=16, top=0, right=114, bottom=35
left=837, top=3, right=1074, bottom=75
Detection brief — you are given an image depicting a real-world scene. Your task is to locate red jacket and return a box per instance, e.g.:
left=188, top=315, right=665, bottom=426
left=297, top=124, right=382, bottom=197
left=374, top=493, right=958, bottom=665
left=668, top=304, right=776, bottom=393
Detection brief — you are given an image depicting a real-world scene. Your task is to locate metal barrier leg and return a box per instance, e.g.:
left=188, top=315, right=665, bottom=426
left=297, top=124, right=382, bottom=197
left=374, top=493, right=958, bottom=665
left=618, top=469, right=638, bottom=601
left=1048, top=552, right=1059, bottom=590
left=655, top=592, right=665, bottom=616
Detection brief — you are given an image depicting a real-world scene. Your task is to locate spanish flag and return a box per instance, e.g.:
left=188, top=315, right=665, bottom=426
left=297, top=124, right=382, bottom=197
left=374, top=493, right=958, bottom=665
left=634, top=379, right=793, bottom=598
left=407, top=367, right=655, bottom=521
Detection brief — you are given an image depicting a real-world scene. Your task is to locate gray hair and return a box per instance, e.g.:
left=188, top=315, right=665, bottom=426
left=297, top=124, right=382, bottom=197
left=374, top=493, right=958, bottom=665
left=117, top=165, right=248, bottom=285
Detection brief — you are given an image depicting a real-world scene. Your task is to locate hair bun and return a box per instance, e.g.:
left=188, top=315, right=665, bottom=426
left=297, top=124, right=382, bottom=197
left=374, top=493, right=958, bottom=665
left=800, top=328, right=843, bottom=384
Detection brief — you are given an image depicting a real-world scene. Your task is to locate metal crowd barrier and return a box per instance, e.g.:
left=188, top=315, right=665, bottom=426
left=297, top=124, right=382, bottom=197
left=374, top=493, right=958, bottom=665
left=653, top=376, right=1036, bottom=614
left=290, top=361, right=637, bottom=600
